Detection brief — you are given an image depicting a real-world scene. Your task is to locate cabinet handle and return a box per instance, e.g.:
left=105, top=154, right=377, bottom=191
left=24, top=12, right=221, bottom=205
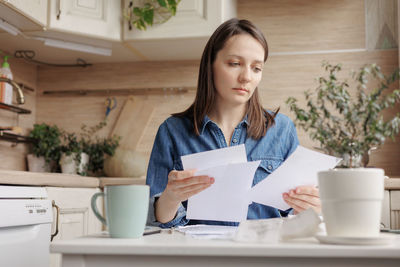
left=51, top=200, right=60, bottom=241
left=56, top=0, right=62, bottom=19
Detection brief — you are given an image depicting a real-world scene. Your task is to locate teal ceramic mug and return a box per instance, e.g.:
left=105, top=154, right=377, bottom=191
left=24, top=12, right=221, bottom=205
left=91, top=184, right=149, bottom=238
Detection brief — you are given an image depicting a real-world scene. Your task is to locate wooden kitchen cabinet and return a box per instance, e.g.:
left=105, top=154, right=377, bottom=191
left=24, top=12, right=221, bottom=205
left=47, top=0, right=121, bottom=41
left=122, top=0, right=237, bottom=60
left=123, top=0, right=236, bottom=40
left=0, top=0, right=47, bottom=30
left=390, top=190, right=400, bottom=229
left=46, top=186, right=103, bottom=267
left=384, top=178, right=400, bottom=230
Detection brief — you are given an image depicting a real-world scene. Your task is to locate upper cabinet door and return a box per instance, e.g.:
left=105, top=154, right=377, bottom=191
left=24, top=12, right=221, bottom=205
left=123, top=0, right=237, bottom=40
left=48, top=0, right=121, bottom=41
left=0, top=0, right=47, bottom=31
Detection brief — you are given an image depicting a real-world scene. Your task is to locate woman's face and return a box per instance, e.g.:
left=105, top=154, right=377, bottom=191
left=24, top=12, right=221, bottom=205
left=212, top=33, right=265, bottom=107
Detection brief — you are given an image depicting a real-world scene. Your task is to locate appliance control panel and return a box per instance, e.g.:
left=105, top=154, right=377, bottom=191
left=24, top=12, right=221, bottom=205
left=0, top=199, right=52, bottom=227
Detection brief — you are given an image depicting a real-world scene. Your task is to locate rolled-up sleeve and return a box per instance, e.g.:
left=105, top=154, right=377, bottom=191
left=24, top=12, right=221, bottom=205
left=146, top=121, right=189, bottom=228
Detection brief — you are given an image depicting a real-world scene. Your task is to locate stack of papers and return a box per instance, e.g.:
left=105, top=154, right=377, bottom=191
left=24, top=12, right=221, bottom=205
left=181, top=145, right=340, bottom=222
left=175, top=225, right=237, bottom=240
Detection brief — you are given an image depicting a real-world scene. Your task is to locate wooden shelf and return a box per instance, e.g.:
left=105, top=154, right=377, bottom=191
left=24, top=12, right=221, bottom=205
left=0, top=131, right=33, bottom=143
left=0, top=102, right=31, bottom=114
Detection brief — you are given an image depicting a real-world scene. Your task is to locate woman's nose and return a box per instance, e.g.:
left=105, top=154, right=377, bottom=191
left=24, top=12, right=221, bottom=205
left=238, top=67, right=251, bottom=83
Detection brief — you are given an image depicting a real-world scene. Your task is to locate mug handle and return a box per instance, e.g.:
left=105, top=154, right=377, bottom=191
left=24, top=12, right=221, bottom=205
left=91, top=192, right=107, bottom=226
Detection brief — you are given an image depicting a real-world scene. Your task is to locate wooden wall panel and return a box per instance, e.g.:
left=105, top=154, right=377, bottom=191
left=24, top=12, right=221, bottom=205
left=366, top=0, right=398, bottom=50
left=37, top=60, right=199, bottom=92
left=238, top=0, right=365, bottom=52
left=34, top=0, right=400, bottom=176
left=36, top=51, right=400, bottom=176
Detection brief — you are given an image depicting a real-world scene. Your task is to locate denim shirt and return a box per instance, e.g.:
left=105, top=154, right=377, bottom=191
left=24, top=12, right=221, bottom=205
left=146, top=113, right=299, bottom=228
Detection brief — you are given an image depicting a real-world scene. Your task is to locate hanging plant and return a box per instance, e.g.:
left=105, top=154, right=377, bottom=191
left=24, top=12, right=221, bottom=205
left=124, top=0, right=180, bottom=30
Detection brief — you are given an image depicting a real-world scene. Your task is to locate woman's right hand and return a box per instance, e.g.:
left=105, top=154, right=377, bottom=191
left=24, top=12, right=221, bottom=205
left=163, top=169, right=215, bottom=203
left=155, top=170, right=214, bottom=223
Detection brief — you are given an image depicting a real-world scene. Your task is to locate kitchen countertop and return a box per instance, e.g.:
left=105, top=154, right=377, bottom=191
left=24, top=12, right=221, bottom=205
left=51, top=232, right=400, bottom=267
left=384, top=178, right=400, bottom=189
left=99, top=177, right=146, bottom=187
left=0, top=169, right=398, bottom=189
left=0, top=170, right=145, bottom=188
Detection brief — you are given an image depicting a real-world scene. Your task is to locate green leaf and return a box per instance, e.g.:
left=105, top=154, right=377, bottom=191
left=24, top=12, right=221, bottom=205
left=133, top=7, right=142, bottom=17
left=157, top=0, right=167, bottom=7
left=143, top=9, right=154, bottom=25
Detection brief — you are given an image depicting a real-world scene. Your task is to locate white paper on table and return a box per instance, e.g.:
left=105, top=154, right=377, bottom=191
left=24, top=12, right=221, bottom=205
left=176, top=224, right=238, bottom=235
left=249, top=146, right=341, bottom=210
left=187, top=160, right=260, bottom=222
left=175, top=225, right=238, bottom=240
left=181, top=144, right=247, bottom=170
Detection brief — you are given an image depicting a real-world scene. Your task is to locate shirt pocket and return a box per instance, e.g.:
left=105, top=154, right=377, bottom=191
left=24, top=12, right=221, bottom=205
left=251, top=158, right=283, bottom=186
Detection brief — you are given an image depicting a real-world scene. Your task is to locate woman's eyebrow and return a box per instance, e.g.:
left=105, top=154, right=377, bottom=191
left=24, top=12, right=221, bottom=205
left=227, top=54, right=264, bottom=64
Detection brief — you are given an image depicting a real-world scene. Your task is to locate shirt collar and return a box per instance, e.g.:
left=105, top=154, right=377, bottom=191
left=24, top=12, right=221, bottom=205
left=200, top=114, right=249, bottom=135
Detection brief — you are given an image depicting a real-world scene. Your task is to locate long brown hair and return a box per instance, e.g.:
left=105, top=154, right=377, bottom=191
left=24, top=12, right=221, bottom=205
left=173, top=18, right=279, bottom=140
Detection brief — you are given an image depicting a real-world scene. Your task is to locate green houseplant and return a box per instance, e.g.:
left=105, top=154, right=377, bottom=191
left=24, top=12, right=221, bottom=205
left=59, top=121, right=120, bottom=176
left=286, top=62, right=400, bottom=237
left=286, top=62, right=400, bottom=168
left=59, top=131, right=89, bottom=175
left=124, top=0, right=180, bottom=30
left=27, top=123, right=62, bottom=172
left=80, top=120, right=120, bottom=176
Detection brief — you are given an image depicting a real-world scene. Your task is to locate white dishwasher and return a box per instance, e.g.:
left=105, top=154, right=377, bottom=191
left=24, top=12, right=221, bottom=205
left=0, top=185, right=53, bottom=267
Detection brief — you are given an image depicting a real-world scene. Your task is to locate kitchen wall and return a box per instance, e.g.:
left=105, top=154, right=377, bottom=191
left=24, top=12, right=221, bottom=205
left=2, top=0, right=400, bottom=176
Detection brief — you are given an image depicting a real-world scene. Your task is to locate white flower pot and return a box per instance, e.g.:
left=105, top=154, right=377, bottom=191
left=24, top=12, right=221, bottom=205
left=27, top=154, right=51, bottom=172
left=60, top=152, right=89, bottom=174
left=318, top=168, right=384, bottom=237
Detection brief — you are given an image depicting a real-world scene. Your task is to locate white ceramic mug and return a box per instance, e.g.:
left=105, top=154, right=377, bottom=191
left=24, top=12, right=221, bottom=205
left=318, top=168, right=384, bottom=237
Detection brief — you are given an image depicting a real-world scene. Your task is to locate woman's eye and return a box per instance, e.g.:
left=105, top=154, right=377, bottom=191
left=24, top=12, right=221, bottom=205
left=228, top=62, right=240, bottom=67
left=253, top=67, right=262, bottom=73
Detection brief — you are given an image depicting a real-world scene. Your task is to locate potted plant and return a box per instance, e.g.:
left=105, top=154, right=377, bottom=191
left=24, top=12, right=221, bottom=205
left=59, top=132, right=89, bottom=175
left=124, top=0, right=180, bottom=30
left=81, top=121, right=120, bottom=176
left=60, top=120, right=120, bottom=176
left=286, top=62, right=400, bottom=238
left=27, top=123, right=62, bottom=172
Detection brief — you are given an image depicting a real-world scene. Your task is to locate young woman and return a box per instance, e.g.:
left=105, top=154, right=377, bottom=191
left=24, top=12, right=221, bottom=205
left=146, top=18, right=320, bottom=228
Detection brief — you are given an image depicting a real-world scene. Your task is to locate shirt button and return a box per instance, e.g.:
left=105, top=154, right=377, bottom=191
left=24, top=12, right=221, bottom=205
left=232, top=138, right=238, bottom=143
left=267, top=165, right=273, bottom=170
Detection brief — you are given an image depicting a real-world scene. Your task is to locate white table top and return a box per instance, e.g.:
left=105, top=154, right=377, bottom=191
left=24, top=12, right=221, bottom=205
left=51, top=231, right=400, bottom=259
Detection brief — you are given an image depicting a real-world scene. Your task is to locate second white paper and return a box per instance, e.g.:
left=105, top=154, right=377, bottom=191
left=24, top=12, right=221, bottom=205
left=249, top=146, right=341, bottom=210
left=187, top=160, right=260, bottom=222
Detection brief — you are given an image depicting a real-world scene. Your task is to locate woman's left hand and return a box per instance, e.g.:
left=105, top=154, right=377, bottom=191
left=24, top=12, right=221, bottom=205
left=282, top=185, right=321, bottom=214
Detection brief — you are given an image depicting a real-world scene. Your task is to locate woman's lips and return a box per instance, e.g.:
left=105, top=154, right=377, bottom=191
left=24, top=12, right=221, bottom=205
left=233, top=88, right=249, bottom=93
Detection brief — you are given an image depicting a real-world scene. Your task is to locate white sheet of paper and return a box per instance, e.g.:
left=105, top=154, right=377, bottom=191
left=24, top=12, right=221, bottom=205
left=249, top=146, right=341, bottom=210
left=175, top=224, right=237, bottom=235
left=186, top=160, right=260, bottom=222
left=181, top=144, right=247, bottom=170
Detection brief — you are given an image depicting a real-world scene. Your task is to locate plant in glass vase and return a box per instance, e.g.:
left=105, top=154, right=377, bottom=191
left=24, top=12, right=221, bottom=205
left=286, top=62, right=400, bottom=238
